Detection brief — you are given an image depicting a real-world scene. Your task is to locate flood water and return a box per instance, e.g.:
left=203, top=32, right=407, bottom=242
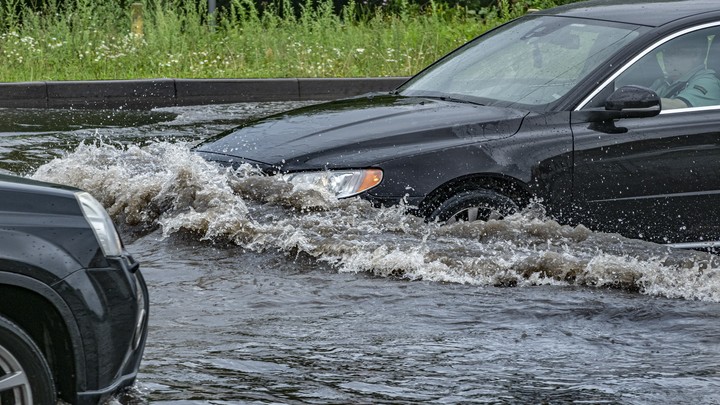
left=1, top=103, right=719, bottom=404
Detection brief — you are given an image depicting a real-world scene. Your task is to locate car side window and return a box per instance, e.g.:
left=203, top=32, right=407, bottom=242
left=586, top=26, right=720, bottom=110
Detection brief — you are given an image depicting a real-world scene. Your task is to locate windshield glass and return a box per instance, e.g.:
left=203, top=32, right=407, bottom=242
left=399, top=16, right=649, bottom=109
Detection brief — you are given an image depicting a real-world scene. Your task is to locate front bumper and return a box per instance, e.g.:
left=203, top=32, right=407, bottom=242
left=55, top=253, right=149, bottom=405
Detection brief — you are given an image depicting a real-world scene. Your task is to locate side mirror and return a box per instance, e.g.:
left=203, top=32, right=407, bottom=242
left=575, top=85, right=661, bottom=123
left=605, top=85, right=661, bottom=116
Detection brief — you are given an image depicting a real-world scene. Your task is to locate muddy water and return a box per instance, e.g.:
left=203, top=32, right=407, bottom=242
left=1, top=104, right=719, bottom=404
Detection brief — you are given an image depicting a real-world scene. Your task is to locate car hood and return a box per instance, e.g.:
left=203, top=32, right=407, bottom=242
left=195, top=95, right=528, bottom=171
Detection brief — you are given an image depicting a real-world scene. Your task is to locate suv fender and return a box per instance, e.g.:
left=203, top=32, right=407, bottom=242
left=0, top=271, right=87, bottom=390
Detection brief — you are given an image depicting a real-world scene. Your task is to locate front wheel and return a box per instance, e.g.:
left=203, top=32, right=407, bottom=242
left=0, top=315, right=56, bottom=405
left=427, top=189, right=518, bottom=224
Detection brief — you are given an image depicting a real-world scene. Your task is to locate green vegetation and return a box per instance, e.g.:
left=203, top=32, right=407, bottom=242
left=0, top=0, right=577, bottom=81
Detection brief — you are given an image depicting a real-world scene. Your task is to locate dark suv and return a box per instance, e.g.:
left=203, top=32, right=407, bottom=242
left=0, top=174, right=148, bottom=404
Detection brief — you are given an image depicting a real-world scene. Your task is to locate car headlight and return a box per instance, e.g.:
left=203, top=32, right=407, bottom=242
left=75, top=192, right=123, bottom=257
left=281, top=169, right=383, bottom=199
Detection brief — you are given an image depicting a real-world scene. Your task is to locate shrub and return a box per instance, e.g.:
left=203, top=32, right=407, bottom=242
left=0, top=0, right=581, bottom=81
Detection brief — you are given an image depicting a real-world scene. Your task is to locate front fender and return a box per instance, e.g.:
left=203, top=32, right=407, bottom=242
left=367, top=112, right=574, bottom=210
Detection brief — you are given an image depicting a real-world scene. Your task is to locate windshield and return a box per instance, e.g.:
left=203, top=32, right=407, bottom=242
left=399, top=16, right=649, bottom=109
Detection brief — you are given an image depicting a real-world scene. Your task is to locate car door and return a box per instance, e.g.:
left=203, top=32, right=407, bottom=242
left=570, top=25, right=720, bottom=246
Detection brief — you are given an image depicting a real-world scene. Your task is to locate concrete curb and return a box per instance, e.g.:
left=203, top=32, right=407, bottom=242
left=0, top=77, right=409, bottom=109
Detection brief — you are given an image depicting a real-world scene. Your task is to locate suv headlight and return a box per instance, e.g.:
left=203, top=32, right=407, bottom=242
left=281, top=169, right=383, bottom=199
left=75, top=192, right=123, bottom=257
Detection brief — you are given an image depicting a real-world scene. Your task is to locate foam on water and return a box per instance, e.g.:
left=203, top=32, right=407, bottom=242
left=31, top=140, right=720, bottom=302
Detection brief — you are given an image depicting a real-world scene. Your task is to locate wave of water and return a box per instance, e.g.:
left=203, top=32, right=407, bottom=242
left=30, top=139, right=720, bottom=302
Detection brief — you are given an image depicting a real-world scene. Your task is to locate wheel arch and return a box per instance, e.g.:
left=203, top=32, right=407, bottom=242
left=417, top=173, right=534, bottom=218
left=0, top=272, right=86, bottom=403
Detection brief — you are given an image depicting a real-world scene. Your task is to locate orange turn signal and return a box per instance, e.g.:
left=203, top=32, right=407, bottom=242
left=358, top=169, right=383, bottom=193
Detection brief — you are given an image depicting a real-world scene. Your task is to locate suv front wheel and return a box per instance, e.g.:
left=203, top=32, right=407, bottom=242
left=0, top=315, right=56, bottom=404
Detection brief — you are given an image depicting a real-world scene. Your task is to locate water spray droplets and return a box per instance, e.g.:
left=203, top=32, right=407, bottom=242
left=30, top=140, right=720, bottom=302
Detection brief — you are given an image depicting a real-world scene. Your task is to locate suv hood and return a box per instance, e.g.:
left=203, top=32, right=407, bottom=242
left=195, top=95, right=528, bottom=171
left=0, top=174, right=82, bottom=215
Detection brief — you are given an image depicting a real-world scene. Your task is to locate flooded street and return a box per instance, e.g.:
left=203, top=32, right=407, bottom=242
left=1, top=103, right=720, bottom=404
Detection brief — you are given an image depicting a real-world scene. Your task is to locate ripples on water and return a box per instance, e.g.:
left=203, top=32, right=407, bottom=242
left=1, top=104, right=719, bottom=404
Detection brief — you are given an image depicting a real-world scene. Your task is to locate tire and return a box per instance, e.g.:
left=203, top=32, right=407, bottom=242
left=428, top=189, right=518, bottom=224
left=0, top=315, right=56, bottom=405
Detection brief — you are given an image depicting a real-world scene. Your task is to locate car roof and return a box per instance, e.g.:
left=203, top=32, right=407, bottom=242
left=535, top=0, right=720, bottom=27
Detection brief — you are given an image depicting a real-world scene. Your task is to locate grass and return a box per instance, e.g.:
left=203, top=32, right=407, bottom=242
left=0, top=0, right=566, bottom=81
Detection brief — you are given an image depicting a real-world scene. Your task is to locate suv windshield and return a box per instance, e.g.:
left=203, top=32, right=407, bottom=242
left=400, top=16, right=648, bottom=109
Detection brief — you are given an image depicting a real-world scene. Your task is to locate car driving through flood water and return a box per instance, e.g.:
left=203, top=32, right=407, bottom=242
left=195, top=0, right=720, bottom=249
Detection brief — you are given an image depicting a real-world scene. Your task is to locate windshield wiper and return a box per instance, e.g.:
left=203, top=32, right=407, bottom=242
left=400, top=92, right=488, bottom=106
left=431, top=95, right=485, bottom=106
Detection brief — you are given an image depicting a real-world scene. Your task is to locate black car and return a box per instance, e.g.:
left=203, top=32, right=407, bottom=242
left=0, top=175, right=148, bottom=404
left=196, top=0, right=720, bottom=249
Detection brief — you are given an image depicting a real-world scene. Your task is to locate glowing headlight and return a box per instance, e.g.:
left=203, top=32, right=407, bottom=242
left=75, top=192, right=123, bottom=257
left=282, top=169, right=383, bottom=198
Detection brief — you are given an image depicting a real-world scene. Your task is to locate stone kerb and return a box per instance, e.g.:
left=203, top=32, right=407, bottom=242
left=0, top=77, right=409, bottom=109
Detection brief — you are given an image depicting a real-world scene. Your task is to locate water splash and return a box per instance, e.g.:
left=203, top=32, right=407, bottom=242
left=31, top=140, right=720, bottom=302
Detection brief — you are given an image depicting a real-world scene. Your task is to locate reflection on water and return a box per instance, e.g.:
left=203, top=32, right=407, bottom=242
left=1, top=103, right=719, bottom=404
left=0, top=109, right=178, bottom=133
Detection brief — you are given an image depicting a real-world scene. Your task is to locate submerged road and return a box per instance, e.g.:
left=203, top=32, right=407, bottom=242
left=1, top=103, right=719, bottom=404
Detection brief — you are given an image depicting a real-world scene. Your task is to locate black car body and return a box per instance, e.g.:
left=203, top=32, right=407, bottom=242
left=196, top=0, right=720, bottom=249
left=0, top=174, right=148, bottom=404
